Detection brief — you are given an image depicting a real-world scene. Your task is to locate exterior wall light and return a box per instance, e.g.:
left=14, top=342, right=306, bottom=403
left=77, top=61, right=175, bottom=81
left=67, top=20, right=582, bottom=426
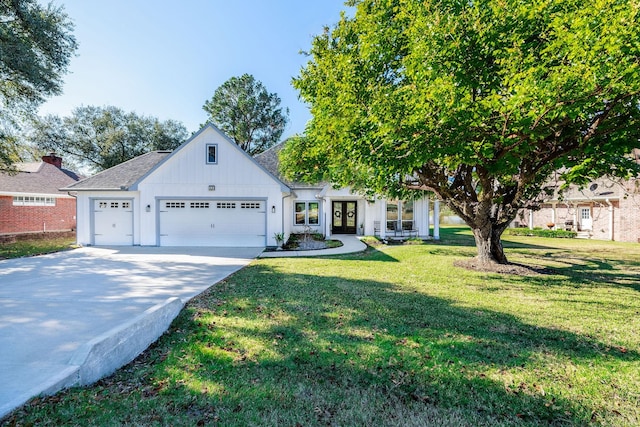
left=146, top=204, right=151, bottom=212
left=272, top=205, right=276, bottom=213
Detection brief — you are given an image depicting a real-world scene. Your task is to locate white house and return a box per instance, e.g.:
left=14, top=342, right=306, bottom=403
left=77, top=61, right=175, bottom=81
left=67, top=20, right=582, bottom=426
left=64, top=124, right=440, bottom=247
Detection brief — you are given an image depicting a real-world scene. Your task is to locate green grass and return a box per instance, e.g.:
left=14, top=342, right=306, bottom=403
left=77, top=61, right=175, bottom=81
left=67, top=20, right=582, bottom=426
left=3, top=226, right=639, bottom=426
left=0, top=237, right=76, bottom=260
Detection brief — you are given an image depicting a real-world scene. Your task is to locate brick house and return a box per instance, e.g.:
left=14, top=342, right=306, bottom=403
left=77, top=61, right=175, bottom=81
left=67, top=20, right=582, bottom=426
left=516, top=150, right=640, bottom=243
left=0, top=154, right=81, bottom=235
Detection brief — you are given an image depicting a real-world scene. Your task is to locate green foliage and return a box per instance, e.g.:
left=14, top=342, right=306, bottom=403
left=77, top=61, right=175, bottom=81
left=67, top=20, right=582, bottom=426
left=203, top=74, right=289, bottom=155
left=29, top=106, right=188, bottom=172
left=0, top=0, right=77, bottom=170
left=504, top=228, right=577, bottom=238
left=291, top=0, right=640, bottom=263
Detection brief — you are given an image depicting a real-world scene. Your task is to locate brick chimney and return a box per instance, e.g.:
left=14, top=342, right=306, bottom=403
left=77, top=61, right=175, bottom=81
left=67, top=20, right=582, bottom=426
left=42, top=152, right=62, bottom=169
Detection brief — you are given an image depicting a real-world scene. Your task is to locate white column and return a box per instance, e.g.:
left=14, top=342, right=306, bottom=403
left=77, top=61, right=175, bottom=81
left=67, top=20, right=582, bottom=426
left=434, top=199, right=440, bottom=240
left=425, top=196, right=431, bottom=238
left=551, top=203, right=556, bottom=229
left=607, top=199, right=614, bottom=241
left=380, top=199, right=387, bottom=239
left=529, top=209, right=534, bottom=230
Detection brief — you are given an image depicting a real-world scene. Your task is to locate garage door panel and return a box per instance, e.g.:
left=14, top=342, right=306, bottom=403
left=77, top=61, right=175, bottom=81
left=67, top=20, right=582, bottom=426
left=159, top=200, right=265, bottom=247
left=93, top=200, right=133, bottom=245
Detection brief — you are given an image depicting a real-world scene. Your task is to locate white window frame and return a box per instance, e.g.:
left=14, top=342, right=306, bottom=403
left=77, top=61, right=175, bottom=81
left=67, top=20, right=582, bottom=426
left=206, top=144, right=218, bottom=164
left=294, top=201, right=320, bottom=226
left=12, top=196, right=56, bottom=206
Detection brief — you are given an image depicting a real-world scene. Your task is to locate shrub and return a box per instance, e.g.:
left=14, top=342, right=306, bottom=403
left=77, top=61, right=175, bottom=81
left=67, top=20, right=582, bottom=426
left=505, top=228, right=577, bottom=238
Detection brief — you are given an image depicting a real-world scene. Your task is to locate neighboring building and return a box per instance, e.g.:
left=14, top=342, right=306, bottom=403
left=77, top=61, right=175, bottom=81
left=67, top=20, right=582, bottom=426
left=64, top=124, right=440, bottom=247
left=0, top=154, right=81, bottom=235
left=516, top=151, right=640, bottom=243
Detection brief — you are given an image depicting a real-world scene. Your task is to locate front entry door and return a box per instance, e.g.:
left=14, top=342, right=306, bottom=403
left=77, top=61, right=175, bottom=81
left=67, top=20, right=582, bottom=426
left=332, top=201, right=357, bottom=234
left=579, top=207, right=592, bottom=231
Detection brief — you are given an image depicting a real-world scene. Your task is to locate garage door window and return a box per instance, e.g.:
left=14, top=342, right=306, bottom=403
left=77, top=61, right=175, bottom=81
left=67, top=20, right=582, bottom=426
left=166, top=202, right=185, bottom=208
left=217, top=202, right=236, bottom=209
left=190, top=202, right=210, bottom=208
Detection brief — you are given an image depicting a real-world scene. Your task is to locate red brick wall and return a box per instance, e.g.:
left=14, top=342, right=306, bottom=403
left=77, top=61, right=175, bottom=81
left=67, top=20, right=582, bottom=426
left=0, top=196, right=76, bottom=234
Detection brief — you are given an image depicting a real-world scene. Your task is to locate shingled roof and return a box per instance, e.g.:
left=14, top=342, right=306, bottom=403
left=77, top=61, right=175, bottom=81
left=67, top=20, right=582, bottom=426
left=63, top=151, right=171, bottom=191
left=254, top=143, right=324, bottom=189
left=0, top=162, right=81, bottom=195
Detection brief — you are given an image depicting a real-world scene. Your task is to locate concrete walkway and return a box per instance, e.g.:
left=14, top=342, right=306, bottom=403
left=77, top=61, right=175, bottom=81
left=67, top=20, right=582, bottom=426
left=0, top=246, right=261, bottom=419
left=258, top=235, right=367, bottom=258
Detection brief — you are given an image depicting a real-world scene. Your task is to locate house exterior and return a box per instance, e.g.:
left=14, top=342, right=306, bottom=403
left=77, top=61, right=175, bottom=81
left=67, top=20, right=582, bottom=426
left=0, top=154, right=80, bottom=235
left=516, top=158, right=640, bottom=243
left=64, top=124, right=440, bottom=247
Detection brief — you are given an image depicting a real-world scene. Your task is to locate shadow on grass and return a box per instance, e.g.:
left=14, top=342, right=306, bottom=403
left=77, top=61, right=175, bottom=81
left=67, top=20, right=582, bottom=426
left=153, top=264, right=637, bottom=426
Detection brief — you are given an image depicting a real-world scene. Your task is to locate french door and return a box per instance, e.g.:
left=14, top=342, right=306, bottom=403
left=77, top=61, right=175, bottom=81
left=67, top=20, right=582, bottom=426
left=332, top=201, right=357, bottom=234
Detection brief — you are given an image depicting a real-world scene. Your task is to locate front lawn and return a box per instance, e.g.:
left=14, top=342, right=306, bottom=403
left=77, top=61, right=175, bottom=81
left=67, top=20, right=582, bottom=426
left=3, top=227, right=639, bottom=426
left=0, top=237, right=76, bottom=260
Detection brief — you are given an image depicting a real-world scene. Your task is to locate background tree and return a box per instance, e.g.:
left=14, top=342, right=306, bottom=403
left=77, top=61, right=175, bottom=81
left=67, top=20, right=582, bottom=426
left=0, top=0, right=77, bottom=170
left=30, top=105, right=188, bottom=172
left=286, top=0, right=640, bottom=265
left=203, top=74, right=289, bottom=155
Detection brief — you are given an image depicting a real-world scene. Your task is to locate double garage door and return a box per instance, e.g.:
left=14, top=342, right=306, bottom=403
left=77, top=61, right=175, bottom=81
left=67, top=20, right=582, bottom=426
left=92, top=199, right=266, bottom=247
left=159, top=199, right=266, bottom=247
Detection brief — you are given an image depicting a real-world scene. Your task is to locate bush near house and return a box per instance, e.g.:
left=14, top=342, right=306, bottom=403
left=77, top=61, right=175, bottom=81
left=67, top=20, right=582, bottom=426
left=505, top=228, right=577, bottom=238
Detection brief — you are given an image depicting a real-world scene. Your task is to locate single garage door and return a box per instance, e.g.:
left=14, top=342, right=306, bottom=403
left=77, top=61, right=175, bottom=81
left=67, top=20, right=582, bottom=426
left=93, top=199, right=133, bottom=245
left=159, top=200, right=266, bottom=247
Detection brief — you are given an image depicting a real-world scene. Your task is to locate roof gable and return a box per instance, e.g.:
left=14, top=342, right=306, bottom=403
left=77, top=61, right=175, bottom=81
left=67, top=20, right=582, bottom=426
left=132, top=124, right=290, bottom=192
left=64, top=124, right=290, bottom=192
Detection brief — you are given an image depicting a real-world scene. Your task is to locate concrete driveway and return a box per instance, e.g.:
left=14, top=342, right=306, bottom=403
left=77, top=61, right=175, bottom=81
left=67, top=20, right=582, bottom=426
left=0, top=246, right=262, bottom=419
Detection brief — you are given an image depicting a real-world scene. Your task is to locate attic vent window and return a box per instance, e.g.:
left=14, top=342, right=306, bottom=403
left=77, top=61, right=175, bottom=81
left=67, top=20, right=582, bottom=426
left=206, top=144, right=218, bottom=164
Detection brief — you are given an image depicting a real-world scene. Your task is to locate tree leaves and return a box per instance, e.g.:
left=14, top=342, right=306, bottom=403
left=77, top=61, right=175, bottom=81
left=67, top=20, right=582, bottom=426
left=202, top=74, right=289, bottom=155
left=29, top=106, right=188, bottom=172
left=291, top=0, right=640, bottom=263
left=0, top=0, right=77, bottom=170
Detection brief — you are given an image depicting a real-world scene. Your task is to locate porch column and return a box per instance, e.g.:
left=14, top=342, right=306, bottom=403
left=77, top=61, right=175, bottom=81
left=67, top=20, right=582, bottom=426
left=325, top=197, right=332, bottom=237
left=607, top=199, right=614, bottom=241
left=379, top=199, right=387, bottom=239
left=425, top=196, right=431, bottom=238
left=433, top=199, right=440, bottom=240
left=551, top=203, right=556, bottom=229
left=529, top=209, right=534, bottom=230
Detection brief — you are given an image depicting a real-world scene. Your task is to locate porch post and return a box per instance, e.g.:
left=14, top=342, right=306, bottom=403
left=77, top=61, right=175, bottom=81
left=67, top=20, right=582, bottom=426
left=433, top=199, right=440, bottom=240
left=380, top=199, right=387, bottom=239
left=529, top=209, right=534, bottom=230
left=425, top=196, right=431, bottom=238
left=325, top=197, right=332, bottom=237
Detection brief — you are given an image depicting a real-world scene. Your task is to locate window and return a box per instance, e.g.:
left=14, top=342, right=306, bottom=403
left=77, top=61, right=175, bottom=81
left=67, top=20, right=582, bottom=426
left=122, top=202, right=130, bottom=209
left=217, top=202, right=236, bottom=209
left=386, top=200, right=414, bottom=230
left=13, top=196, right=55, bottom=206
left=295, top=201, right=319, bottom=225
left=166, top=202, right=185, bottom=208
left=241, top=202, right=261, bottom=209
left=190, top=202, right=210, bottom=209
left=206, top=144, right=218, bottom=164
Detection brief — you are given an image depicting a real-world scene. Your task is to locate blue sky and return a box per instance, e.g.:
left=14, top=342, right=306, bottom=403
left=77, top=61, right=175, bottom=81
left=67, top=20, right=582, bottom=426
left=40, top=1, right=351, bottom=138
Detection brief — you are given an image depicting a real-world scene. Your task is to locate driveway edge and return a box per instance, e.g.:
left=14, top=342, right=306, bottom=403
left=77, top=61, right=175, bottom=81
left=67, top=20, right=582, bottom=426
left=69, top=296, right=185, bottom=385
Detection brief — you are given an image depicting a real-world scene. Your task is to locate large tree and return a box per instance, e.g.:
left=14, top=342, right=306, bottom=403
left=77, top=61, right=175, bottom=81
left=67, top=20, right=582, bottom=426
left=203, top=74, right=289, bottom=155
left=0, top=0, right=77, bottom=170
left=30, top=105, right=188, bottom=172
left=286, top=0, right=640, bottom=265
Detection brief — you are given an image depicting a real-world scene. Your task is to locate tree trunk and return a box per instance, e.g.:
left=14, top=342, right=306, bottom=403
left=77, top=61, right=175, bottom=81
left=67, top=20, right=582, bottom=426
left=471, top=223, right=509, bottom=265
